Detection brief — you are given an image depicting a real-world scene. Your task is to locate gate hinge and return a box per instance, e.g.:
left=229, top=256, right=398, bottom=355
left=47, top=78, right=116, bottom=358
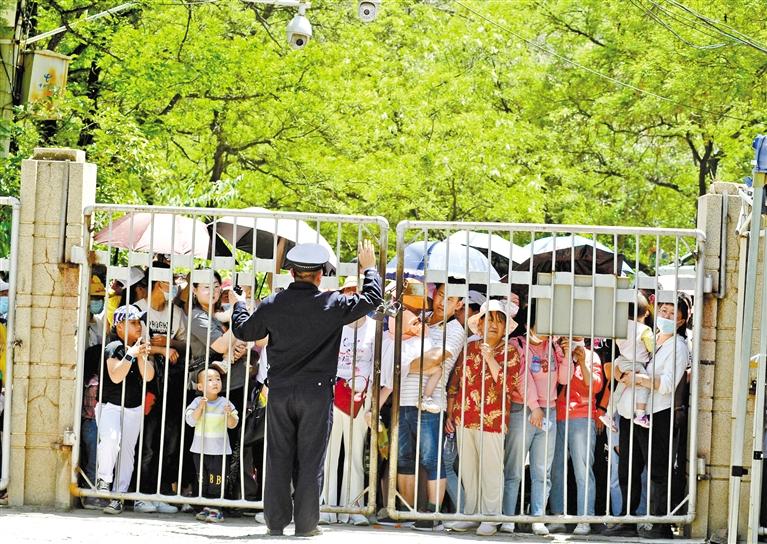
left=732, top=465, right=749, bottom=477
left=754, top=451, right=764, bottom=461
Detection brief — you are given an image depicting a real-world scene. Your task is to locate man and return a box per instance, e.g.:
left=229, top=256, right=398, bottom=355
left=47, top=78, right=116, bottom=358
left=395, top=282, right=466, bottom=531
left=231, top=241, right=382, bottom=537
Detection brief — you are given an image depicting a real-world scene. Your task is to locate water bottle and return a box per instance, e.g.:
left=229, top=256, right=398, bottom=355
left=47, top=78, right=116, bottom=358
left=444, top=430, right=456, bottom=455
left=541, top=419, right=551, bottom=433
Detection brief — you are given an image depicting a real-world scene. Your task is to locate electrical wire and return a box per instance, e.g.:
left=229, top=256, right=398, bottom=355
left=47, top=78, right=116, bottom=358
left=630, top=0, right=728, bottom=50
left=659, top=0, right=767, bottom=55
left=452, top=0, right=750, bottom=122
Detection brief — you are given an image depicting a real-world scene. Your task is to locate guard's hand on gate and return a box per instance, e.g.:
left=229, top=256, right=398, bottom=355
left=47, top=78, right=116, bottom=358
left=358, top=240, right=377, bottom=270
left=529, top=407, right=544, bottom=429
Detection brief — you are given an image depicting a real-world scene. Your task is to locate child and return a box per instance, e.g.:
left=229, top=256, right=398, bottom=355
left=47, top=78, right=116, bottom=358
left=600, top=294, right=654, bottom=431
left=95, top=305, right=154, bottom=515
left=185, top=365, right=239, bottom=523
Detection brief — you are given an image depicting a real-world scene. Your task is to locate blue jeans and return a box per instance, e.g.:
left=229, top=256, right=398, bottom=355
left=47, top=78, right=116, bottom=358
left=443, top=432, right=464, bottom=511
left=397, top=407, right=445, bottom=481
left=81, top=417, right=98, bottom=485
left=550, top=417, right=596, bottom=515
left=502, top=403, right=557, bottom=516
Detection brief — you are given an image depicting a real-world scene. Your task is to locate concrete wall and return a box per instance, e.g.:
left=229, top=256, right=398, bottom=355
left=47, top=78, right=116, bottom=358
left=8, top=148, right=95, bottom=507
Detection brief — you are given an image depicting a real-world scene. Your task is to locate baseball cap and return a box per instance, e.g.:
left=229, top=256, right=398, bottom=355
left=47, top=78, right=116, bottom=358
left=112, top=304, right=145, bottom=325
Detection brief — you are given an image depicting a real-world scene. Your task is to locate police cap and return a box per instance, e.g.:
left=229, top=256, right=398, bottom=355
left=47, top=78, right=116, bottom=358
left=284, top=243, right=329, bottom=272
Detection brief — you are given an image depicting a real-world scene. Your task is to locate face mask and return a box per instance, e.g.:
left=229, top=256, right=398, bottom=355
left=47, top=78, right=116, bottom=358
left=657, top=317, right=677, bottom=334
left=0, top=296, right=8, bottom=315
left=90, top=299, right=104, bottom=315
left=170, top=285, right=178, bottom=300
left=164, top=290, right=173, bottom=302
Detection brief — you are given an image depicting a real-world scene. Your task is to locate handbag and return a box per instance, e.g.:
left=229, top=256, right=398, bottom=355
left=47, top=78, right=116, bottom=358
left=333, top=377, right=367, bottom=417
left=243, top=386, right=267, bottom=446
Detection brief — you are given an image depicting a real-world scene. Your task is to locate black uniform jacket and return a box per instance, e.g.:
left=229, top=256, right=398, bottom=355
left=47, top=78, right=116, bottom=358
left=230, top=268, right=383, bottom=389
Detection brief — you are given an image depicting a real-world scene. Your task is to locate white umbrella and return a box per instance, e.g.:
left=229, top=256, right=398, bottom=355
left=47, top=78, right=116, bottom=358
left=447, top=230, right=527, bottom=265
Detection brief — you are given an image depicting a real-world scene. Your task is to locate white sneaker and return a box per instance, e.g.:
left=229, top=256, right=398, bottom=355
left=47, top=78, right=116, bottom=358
left=254, top=512, right=266, bottom=524
left=476, top=522, right=498, bottom=536
left=532, top=522, right=549, bottom=536
left=349, top=514, right=369, bottom=526
left=500, top=522, right=515, bottom=533
left=548, top=522, right=567, bottom=533
left=444, top=520, right=479, bottom=532
left=419, top=396, right=441, bottom=414
left=134, top=500, right=157, bottom=513
left=319, top=512, right=336, bottom=524
left=154, top=501, right=178, bottom=514
left=573, top=522, right=591, bottom=535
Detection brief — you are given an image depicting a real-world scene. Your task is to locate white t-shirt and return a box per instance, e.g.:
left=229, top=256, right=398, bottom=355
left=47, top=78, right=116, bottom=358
left=146, top=303, right=186, bottom=341
left=380, top=333, right=434, bottom=390
left=399, top=318, right=466, bottom=409
left=336, top=317, right=376, bottom=384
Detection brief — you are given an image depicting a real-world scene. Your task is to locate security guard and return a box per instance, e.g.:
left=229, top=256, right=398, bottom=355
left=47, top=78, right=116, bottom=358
left=231, top=240, right=382, bottom=537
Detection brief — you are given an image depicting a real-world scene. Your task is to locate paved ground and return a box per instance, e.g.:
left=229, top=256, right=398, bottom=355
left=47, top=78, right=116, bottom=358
left=0, top=507, right=696, bottom=544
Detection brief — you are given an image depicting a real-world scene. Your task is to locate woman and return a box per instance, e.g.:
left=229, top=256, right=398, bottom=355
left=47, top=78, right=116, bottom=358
left=445, top=299, right=520, bottom=537
left=548, top=337, right=602, bottom=535
left=607, top=293, right=691, bottom=539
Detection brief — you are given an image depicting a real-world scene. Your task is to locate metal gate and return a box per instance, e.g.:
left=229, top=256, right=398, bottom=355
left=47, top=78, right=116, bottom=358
left=384, top=220, right=705, bottom=532
left=0, top=196, right=19, bottom=496
left=72, top=204, right=388, bottom=517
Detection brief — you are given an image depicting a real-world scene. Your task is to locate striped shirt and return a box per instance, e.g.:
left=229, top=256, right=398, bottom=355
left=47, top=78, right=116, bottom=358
left=185, top=396, right=238, bottom=455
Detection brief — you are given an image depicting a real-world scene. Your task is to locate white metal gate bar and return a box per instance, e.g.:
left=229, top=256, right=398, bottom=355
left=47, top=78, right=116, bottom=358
left=72, top=204, right=388, bottom=517
left=385, top=220, right=705, bottom=529
left=0, top=196, right=20, bottom=493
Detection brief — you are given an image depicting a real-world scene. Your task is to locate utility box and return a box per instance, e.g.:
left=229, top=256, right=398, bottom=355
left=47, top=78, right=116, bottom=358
left=20, top=49, right=70, bottom=114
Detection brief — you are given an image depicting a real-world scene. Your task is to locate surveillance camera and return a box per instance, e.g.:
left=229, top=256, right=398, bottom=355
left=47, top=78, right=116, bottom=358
left=286, top=10, right=312, bottom=49
left=358, top=0, right=380, bottom=22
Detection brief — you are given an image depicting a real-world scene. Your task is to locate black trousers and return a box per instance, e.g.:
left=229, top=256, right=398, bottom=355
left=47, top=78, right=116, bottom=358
left=193, top=453, right=226, bottom=499
left=264, top=381, right=333, bottom=533
left=618, top=409, right=675, bottom=516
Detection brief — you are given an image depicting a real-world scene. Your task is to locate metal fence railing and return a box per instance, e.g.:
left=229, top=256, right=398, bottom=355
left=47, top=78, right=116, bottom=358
left=0, top=196, right=20, bottom=495
left=383, top=221, right=705, bottom=535
left=72, top=204, right=388, bottom=517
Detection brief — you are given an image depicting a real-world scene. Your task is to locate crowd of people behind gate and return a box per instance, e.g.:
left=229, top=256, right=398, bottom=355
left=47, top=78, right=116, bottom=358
left=77, top=254, right=693, bottom=539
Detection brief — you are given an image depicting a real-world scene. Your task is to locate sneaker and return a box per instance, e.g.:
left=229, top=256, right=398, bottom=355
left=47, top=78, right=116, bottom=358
left=206, top=508, right=224, bottom=523
left=82, top=496, right=108, bottom=510
left=154, top=501, right=179, bottom=514
left=500, top=522, right=515, bottom=533
left=181, top=503, right=194, bottom=513
left=444, top=520, right=479, bottom=532
left=573, top=522, right=591, bottom=535
left=255, top=512, right=266, bottom=524
left=413, top=519, right=444, bottom=532
left=599, top=413, right=619, bottom=433
left=349, top=514, right=369, bottom=526
left=532, top=522, right=549, bottom=536
left=638, top=523, right=673, bottom=539
left=476, top=522, right=499, bottom=536
left=295, top=527, right=322, bottom=537
left=103, top=499, right=123, bottom=515
left=95, top=478, right=111, bottom=495
left=196, top=507, right=211, bottom=521
left=267, top=528, right=284, bottom=536
left=634, top=414, right=651, bottom=429
left=134, top=500, right=157, bottom=513
left=419, top=396, right=441, bottom=414
left=548, top=522, right=567, bottom=533
left=602, top=523, right=638, bottom=537
left=318, top=512, right=336, bottom=524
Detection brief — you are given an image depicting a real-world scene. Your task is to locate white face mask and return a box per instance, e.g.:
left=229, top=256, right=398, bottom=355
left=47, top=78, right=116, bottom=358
left=657, top=316, right=677, bottom=334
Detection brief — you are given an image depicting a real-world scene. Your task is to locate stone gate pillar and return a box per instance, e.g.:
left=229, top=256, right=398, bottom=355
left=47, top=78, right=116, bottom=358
left=8, top=148, right=95, bottom=507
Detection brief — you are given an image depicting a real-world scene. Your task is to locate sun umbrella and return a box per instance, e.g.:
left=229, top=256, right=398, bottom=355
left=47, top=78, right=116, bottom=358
left=94, top=212, right=225, bottom=258
left=513, top=234, right=632, bottom=276
left=386, top=240, right=501, bottom=282
left=211, top=207, right=338, bottom=274
left=446, top=230, right=526, bottom=278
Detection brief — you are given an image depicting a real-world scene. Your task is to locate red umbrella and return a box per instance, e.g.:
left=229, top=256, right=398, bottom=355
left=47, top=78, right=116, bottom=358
left=94, top=212, right=224, bottom=257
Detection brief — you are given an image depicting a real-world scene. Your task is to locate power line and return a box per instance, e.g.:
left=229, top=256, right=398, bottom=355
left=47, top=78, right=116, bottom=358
left=660, top=0, right=767, bottom=55
left=452, top=0, right=750, bottom=122
left=631, top=0, right=728, bottom=50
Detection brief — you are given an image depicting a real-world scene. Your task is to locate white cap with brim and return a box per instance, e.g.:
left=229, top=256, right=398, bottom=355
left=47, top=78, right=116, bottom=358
left=468, top=299, right=519, bottom=336
left=284, top=243, right=330, bottom=272
left=117, top=266, right=146, bottom=288
left=340, top=276, right=359, bottom=291
left=0, top=280, right=9, bottom=292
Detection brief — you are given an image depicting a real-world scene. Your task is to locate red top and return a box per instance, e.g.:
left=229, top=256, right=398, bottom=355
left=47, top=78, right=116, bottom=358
left=448, top=340, right=521, bottom=433
left=555, top=349, right=603, bottom=421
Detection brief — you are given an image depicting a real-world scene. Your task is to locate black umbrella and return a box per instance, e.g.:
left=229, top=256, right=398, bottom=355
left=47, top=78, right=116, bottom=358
left=512, top=235, right=631, bottom=276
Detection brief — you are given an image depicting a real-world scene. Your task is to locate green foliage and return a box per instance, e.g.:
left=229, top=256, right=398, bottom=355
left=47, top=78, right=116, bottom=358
left=0, top=0, right=765, bottom=263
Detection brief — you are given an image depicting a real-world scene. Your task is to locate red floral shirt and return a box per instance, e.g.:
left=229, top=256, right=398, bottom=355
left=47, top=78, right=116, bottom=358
left=448, top=340, right=521, bottom=433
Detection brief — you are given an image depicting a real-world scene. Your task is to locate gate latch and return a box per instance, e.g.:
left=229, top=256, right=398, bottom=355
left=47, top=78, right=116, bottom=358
left=754, top=451, right=764, bottom=461
left=732, top=465, right=749, bottom=477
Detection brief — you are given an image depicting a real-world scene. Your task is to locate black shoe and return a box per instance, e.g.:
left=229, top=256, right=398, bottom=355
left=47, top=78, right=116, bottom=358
left=602, top=523, right=638, bottom=537
left=639, top=524, right=673, bottom=539
left=295, top=527, right=322, bottom=537
left=412, top=519, right=444, bottom=532
left=267, top=528, right=284, bottom=536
